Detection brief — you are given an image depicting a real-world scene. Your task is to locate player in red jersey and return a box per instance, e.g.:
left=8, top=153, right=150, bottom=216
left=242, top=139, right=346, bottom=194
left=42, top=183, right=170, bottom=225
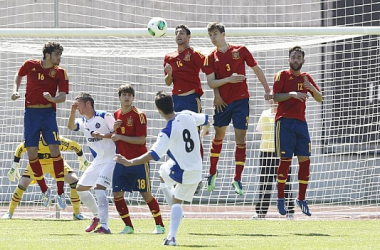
left=273, top=46, right=322, bottom=217
left=204, top=22, right=271, bottom=195
left=164, top=24, right=205, bottom=113
left=10, top=41, right=69, bottom=210
left=164, top=24, right=206, bottom=193
left=111, top=84, right=165, bottom=234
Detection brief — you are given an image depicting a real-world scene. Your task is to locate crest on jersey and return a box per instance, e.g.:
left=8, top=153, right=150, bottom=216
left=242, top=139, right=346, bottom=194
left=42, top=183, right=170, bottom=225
left=183, top=52, right=191, bottom=61
left=232, top=51, right=240, bottom=60
left=95, top=122, right=101, bottom=128
left=49, top=69, right=57, bottom=78
left=127, top=116, right=133, bottom=127
left=289, top=76, right=293, bottom=80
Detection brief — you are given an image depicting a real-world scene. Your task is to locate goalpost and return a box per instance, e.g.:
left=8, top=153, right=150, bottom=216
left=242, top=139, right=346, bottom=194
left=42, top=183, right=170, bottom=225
left=0, top=0, right=379, bottom=220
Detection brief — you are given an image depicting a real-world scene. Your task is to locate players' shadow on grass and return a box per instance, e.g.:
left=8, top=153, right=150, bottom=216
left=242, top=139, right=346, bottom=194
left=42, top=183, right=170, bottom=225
left=190, top=233, right=278, bottom=237
left=49, top=234, right=82, bottom=237
left=294, top=233, right=330, bottom=237
left=173, top=245, right=215, bottom=248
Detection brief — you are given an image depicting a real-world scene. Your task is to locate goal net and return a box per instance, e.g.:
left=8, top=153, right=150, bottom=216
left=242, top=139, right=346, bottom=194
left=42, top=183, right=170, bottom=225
left=0, top=0, right=379, bottom=220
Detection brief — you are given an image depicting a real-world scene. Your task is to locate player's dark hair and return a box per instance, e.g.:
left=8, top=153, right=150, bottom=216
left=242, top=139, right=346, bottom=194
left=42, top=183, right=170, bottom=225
left=75, top=92, right=95, bottom=109
left=118, top=84, right=135, bottom=97
left=289, top=46, right=305, bottom=58
left=207, top=22, right=225, bottom=34
left=43, top=41, right=63, bottom=60
left=175, top=24, right=191, bottom=35
left=155, top=91, right=173, bottom=115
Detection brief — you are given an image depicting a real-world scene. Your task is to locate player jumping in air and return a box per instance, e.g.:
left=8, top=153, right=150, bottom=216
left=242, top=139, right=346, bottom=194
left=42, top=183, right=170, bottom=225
left=273, top=46, right=322, bottom=217
left=10, top=41, right=69, bottom=210
left=164, top=24, right=207, bottom=193
left=204, top=22, right=271, bottom=195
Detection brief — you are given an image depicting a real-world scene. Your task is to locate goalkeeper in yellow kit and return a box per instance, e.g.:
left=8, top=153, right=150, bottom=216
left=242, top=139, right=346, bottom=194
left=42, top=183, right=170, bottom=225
left=2, top=135, right=90, bottom=220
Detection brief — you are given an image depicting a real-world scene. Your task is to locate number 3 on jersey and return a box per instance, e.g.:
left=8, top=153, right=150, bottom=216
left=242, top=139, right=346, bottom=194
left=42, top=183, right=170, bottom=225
left=182, top=129, right=194, bottom=152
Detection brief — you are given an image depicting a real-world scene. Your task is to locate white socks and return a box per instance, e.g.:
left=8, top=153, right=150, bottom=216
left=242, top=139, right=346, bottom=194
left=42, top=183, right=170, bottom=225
left=168, top=203, right=183, bottom=239
left=95, top=189, right=109, bottom=230
left=77, top=190, right=98, bottom=217
left=160, top=182, right=173, bottom=207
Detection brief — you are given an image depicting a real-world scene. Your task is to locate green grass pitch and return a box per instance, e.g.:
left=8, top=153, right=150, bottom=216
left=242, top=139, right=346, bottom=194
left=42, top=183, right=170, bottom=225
left=1, top=218, right=378, bottom=249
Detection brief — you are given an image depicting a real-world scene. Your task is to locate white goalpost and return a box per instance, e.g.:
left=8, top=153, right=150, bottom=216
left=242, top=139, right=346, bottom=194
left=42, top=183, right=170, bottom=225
left=0, top=0, right=379, bottom=220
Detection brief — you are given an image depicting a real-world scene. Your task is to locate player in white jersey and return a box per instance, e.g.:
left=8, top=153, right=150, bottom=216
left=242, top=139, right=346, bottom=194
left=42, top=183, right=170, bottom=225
left=114, top=91, right=210, bottom=246
left=68, top=93, right=116, bottom=234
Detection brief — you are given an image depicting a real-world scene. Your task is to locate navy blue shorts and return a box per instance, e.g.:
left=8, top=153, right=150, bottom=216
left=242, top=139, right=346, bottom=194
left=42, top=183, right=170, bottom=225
left=112, top=162, right=151, bottom=193
left=172, top=93, right=201, bottom=113
left=213, top=98, right=249, bottom=130
left=24, top=107, right=60, bottom=147
left=275, top=118, right=311, bottom=158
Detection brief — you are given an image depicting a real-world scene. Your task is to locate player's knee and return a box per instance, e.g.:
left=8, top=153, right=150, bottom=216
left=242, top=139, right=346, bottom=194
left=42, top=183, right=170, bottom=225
left=65, top=173, right=78, bottom=184
left=69, top=181, right=78, bottom=189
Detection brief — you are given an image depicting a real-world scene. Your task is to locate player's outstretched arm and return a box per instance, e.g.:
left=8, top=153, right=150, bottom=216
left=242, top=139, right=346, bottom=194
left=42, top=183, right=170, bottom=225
left=114, top=152, right=154, bottom=167
left=200, top=122, right=211, bottom=137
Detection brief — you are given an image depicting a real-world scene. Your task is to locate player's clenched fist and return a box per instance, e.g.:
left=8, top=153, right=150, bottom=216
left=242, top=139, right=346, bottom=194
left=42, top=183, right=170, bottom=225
left=11, top=92, right=20, bottom=101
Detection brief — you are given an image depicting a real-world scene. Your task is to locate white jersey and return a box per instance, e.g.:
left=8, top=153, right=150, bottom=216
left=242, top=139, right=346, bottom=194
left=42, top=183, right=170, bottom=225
left=150, top=110, right=208, bottom=184
left=74, top=110, right=116, bottom=163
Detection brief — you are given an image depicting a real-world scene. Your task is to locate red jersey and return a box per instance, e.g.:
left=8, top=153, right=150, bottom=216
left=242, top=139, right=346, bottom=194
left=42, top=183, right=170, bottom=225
left=204, top=44, right=257, bottom=104
left=164, top=47, right=205, bottom=97
left=273, top=70, right=320, bottom=122
left=18, top=59, right=69, bottom=109
left=114, top=106, right=148, bottom=159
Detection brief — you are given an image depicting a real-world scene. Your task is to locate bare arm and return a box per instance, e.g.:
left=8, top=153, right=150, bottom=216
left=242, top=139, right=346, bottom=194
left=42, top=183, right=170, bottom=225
left=11, top=74, right=23, bottom=100
left=310, top=88, right=322, bottom=103
left=206, top=72, right=245, bottom=89
left=200, top=121, right=211, bottom=137
left=67, top=103, right=78, bottom=130
left=114, top=152, right=154, bottom=167
left=303, top=76, right=322, bottom=103
left=43, top=91, right=66, bottom=103
left=164, top=64, right=173, bottom=86
left=251, top=65, right=271, bottom=100
left=273, top=92, right=308, bottom=102
left=111, top=134, right=146, bottom=145
left=213, top=87, right=227, bottom=113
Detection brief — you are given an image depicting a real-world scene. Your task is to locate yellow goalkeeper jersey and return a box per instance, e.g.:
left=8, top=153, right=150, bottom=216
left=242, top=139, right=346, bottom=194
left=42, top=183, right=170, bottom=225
left=14, top=136, right=83, bottom=164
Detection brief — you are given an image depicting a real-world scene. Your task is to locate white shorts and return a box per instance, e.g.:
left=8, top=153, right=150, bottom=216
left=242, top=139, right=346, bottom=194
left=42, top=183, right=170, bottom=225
left=78, top=158, right=115, bottom=189
left=159, top=161, right=199, bottom=202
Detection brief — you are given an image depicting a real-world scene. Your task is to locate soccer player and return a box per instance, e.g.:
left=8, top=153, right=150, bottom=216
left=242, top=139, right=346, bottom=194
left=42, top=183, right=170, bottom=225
left=253, top=100, right=294, bottom=219
left=114, top=91, right=210, bottom=246
left=10, top=41, right=69, bottom=209
left=164, top=24, right=206, bottom=193
left=204, top=22, right=271, bottom=195
left=2, top=135, right=90, bottom=220
left=164, top=24, right=205, bottom=114
left=111, top=84, right=165, bottom=234
left=67, top=93, right=116, bottom=234
left=273, top=46, right=322, bottom=217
